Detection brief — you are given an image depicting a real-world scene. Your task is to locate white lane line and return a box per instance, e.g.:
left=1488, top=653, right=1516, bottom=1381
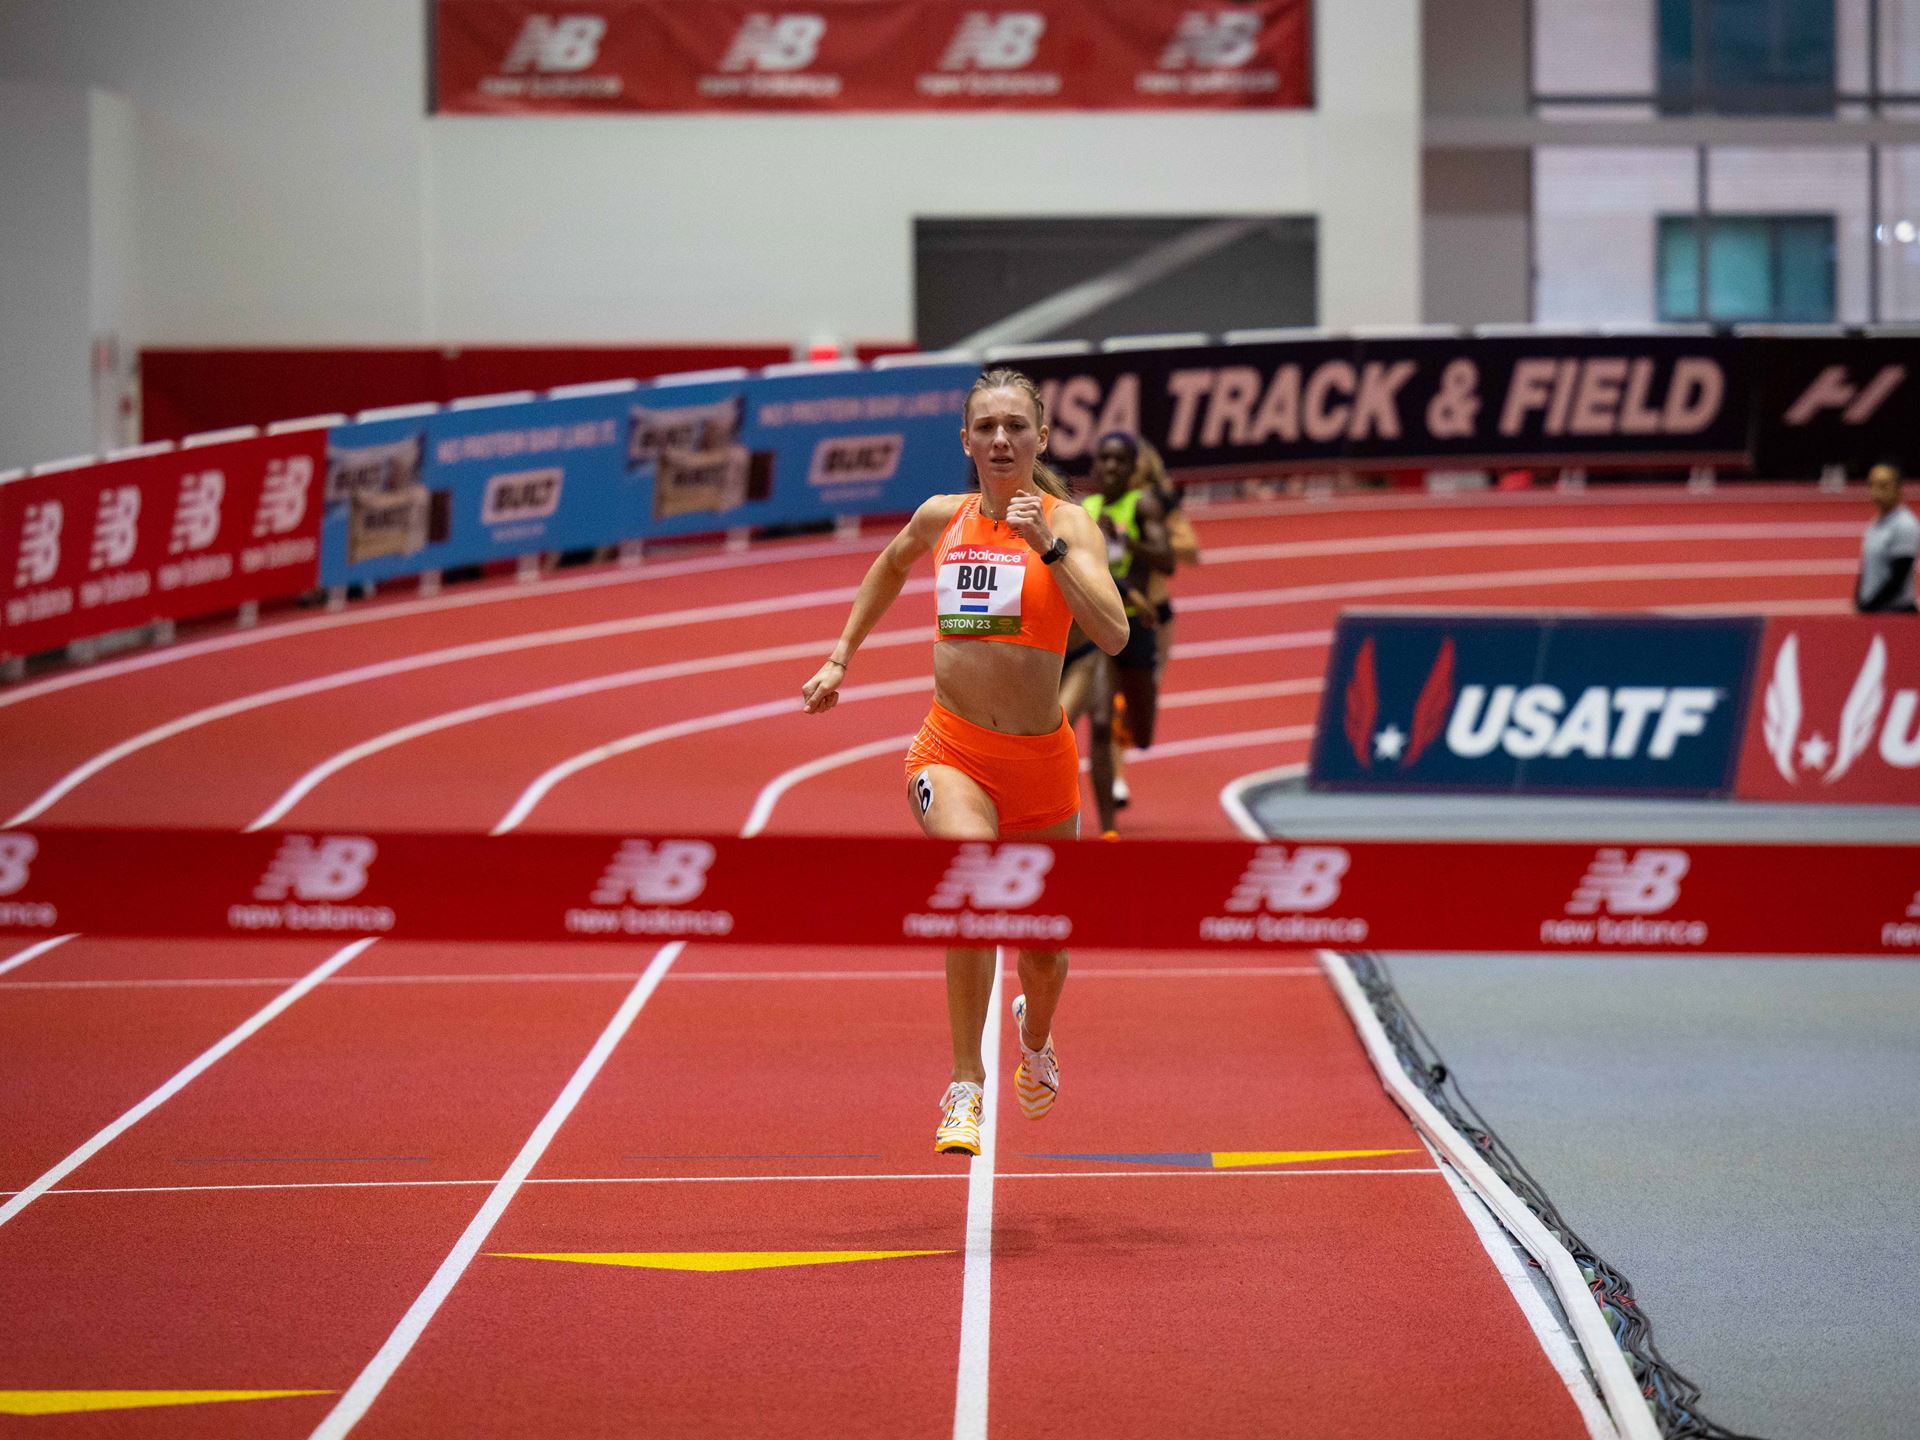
left=0, top=937, right=376, bottom=1232
left=952, top=961, right=1004, bottom=1440
left=493, top=675, right=931, bottom=834
left=0, top=933, right=78, bottom=978
left=308, top=940, right=686, bottom=1440
left=1186, top=485, right=1853, bottom=519
left=1199, top=520, right=1857, bottom=566
left=742, top=734, right=918, bottom=837
left=0, top=535, right=889, bottom=715
left=249, top=631, right=923, bottom=831
left=1116, top=724, right=1314, bottom=765
left=0, top=965, right=1323, bottom=991
left=16, top=1167, right=1442, bottom=1200
left=5, top=582, right=930, bottom=828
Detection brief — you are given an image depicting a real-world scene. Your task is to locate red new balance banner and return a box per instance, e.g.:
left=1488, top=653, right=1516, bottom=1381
left=2, top=830, right=1915, bottom=956
left=1734, top=616, right=1920, bottom=805
left=0, top=433, right=324, bottom=661
left=434, top=0, right=1313, bottom=114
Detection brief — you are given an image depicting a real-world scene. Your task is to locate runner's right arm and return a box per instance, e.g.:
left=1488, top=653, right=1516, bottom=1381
left=801, top=495, right=960, bottom=714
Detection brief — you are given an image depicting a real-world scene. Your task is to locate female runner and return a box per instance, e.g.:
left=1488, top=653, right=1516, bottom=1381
left=800, top=369, right=1128, bottom=1155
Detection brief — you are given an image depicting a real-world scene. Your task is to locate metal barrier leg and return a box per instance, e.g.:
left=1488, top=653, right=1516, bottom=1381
left=834, top=514, right=859, bottom=541
left=150, top=618, right=176, bottom=647
left=516, top=553, right=543, bottom=584
left=1819, top=463, right=1848, bottom=492
left=726, top=527, right=750, bottom=553
left=617, top=539, right=645, bottom=567
left=1686, top=465, right=1717, bottom=492
left=326, top=586, right=348, bottom=613
left=237, top=600, right=259, bottom=629
left=419, top=571, right=441, bottom=598
left=2, top=657, right=24, bottom=684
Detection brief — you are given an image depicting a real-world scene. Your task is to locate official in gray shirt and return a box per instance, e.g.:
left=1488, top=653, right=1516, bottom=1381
left=1856, top=464, right=1918, bottom=614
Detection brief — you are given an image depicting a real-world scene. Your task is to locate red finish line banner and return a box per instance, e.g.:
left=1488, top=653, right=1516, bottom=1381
left=2, top=830, right=1916, bottom=956
left=0, top=432, right=325, bottom=662
left=434, top=0, right=1313, bottom=114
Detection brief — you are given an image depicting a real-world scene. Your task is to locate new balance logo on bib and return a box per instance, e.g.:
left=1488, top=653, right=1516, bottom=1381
left=938, top=543, right=1026, bottom=636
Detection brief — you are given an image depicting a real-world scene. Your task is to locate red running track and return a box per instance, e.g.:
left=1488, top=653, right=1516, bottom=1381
left=0, top=487, right=1864, bottom=1436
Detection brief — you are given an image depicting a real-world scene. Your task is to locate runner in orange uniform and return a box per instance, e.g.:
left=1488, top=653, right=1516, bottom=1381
left=801, top=368, right=1128, bottom=1155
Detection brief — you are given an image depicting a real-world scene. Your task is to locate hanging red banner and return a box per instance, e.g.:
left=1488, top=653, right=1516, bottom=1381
left=433, top=0, right=1313, bottom=114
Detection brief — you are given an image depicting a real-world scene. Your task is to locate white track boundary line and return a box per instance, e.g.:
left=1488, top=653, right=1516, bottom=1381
left=952, top=960, right=1003, bottom=1440
left=742, top=734, right=918, bottom=837
left=0, top=933, right=78, bottom=978
left=0, top=937, right=375, bottom=1232
left=493, top=676, right=931, bottom=834
left=1219, top=762, right=1308, bottom=839
left=308, top=940, right=686, bottom=1440
left=18, top=1167, right=1440, bottom=1200
left=1199, top=520, right=1855, bottom=567
left=1316, top=949, right=1655, bottom=1440
left=0, top=535, right=890, bottom=715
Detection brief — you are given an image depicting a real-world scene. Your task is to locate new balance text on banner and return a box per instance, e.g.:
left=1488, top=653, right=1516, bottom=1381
left=434, top=0, right=1313, bottom=114
left=2, top=828, right=1915, bottom=955
left=320, top=364, right=974, bottom=587
left=1309, top=614, right=1760, bottom=797
left=1015, top=333, right=1751, bottom=476
left=1, top=432, right=324, bottom=661
left=1735, top=617, right=1920, bottom=805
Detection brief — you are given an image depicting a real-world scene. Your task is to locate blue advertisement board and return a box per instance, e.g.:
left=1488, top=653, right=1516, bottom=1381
left=1308, top=613, right=1763, bottom=797
left=319, top=362, right=978, bottom=587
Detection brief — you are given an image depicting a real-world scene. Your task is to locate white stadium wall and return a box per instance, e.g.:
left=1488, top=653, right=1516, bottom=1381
left=0, top=0, right=1421, bottom=355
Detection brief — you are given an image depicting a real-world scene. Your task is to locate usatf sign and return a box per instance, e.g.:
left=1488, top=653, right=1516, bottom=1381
left=1309, top=614, right=1760, bottom=797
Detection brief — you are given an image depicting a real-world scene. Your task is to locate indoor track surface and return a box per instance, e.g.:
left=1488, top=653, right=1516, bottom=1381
left=0, top=487, right=1864, bottom=1437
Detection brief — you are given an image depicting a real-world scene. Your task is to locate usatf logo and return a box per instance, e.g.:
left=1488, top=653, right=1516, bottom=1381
left=1762, top=633, right=1919, bottom=783
left=231, top=836, right=392, bottom=934
left=808, top=435, right=902, bottom=489
left=1345, top=636, right=1453, bottom=770
left=905, top=843, right=1069, bottom=943
left=253, top=456, right=314, bottom=537
left=567, top=839, right=733, bottom=937
left=89, top=486, right=141, bottom=571
left=1201, top=845, right=1367, bottom=944
left=720, top=14, right=826, bottom=71
left=504, top=14, right=606, bottom=73
left=1543, top=848, right=1705, bottom=948
left=939, top=12, right=1044, bottom=69
left=1158, top=11, right=1261, bottom=68
left=0, top=833, right=55, bottom=929
left=14, top=500, right=62, bottom=586
left=169, top=471, right=225, bottom=554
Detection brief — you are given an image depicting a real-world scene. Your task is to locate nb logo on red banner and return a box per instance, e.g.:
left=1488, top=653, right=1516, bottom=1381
left=939, top=12, right=1044, bottom=71
left=591, top=840, right=716, bottom=905
left=170, top=471, right=225, bottom=555
left=253, top=456, right=315, bottom=538
left=89, top=486, right=141, bottom=572
left=14, top=501, right=62, bottom=587
left=1225, top=845, right=1348, bottom=914
left=721, top=13, right=826, bottom=72
left=504, top=15, right=607, bottom=73
left=1565, top=848, right=1688, bottom=916
left=0, top=834, right=37, bottom=897
left=1159, top=11, right=1262, bottom=69
left=255, top=836, right=378, bottom=902
left=930, top=843, right=1052, bottom=910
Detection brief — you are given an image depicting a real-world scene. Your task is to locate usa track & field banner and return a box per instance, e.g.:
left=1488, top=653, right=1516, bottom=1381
left=1, top=829, right=1916, bottom=955
left=433, top=0, right=1313, bottom=114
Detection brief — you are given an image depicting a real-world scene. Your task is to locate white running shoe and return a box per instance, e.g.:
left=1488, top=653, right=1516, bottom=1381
left=1011, top=994, right=1059, bottom=1120
left=1112, top=777, right=1131, bottom=809
left=935, top=1081, right=984, bottom=1155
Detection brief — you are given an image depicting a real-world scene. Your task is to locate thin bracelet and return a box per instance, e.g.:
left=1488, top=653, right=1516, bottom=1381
left=826, top=656, right=849, bottom=669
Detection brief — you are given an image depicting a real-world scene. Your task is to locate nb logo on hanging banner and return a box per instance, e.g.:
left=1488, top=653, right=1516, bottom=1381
left=1224, top=846, right=1349, bottom=914
left=1565, top=848, right=1688, bottom=917
left=0, top=834, right=38, bottom=897
left=1159, top=11, right=1261, bottom=69
left=170, top=471, right=225, bottom=554
left=907, top=844, right=1069, bottom=943
left=591, top=840, right=716, bottom=905
left=14, top=501, right=62, bottom=587
left=253, top=456, right=314, bottom=537
left=721, top=14, right=826, bottom=72
left=89, top=486, right=141, bottom=571
left=255, top=836, right=378, bottom=902
left=504, top=15, right=607, bottom=73
left=939, top=12, right=1044, bottom=70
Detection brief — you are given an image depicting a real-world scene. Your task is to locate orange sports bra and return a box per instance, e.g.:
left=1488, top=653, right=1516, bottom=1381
left=932, top=492, right=1073, bottom=655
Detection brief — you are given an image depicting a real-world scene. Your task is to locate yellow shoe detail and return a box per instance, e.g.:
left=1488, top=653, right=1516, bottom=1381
left=0, top=1392, right=330, bottom=1417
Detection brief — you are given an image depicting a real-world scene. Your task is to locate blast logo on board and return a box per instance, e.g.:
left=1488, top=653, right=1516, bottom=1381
left=230, top=836, right=393, bottom=934
left=0, top=833, right=55, bottom=929
left=1199, top=845, right=1368, bottom=944
left=1541, top=848, right=1705, bottom=947
left=905, top=843, right=1069, bottom=942
left=808, top=434, right=902, bottom=490
left=566, top=839, right=734, bottom=936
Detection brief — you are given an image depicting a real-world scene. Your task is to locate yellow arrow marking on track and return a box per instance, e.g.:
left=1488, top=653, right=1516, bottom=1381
left=489, top=1250, right=951, bottom=1272
left=1211, top=1149, right=1421, bottom=1168
left=0, top=1391, right=330, bottom=1416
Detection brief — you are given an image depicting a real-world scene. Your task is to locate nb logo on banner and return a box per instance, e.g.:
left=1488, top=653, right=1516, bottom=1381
left=169, top=471, right=225, bottom=555
left=253, top=456, right=314, bottom=538
left=591, top=840, right=716, bottom=906
left=89, top=486, right=141, bottom=571
left=939, top=12, right=1044, bottom=70
left=1224, top=846, right=1349, bottom=914
left=1763, top=633, right=1910, bottom=784
left=504, top=15, right=607, bottom=73
left=1565, top=848, right=1688, bottom=917
left=255, top=836, right=378, bottom=902
left=930, top=843, right=1052, bottom=910
left=0, top=834, right=37, bottom=897
left=1159, top=11, right=1261, bottom=69
left=14, top=500, right=62, bottom=587
left=721, top=14, right=826, bottom=72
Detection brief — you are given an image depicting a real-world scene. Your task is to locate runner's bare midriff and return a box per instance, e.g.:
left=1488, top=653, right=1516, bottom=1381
left=934, top=637, right=1065, bottom=735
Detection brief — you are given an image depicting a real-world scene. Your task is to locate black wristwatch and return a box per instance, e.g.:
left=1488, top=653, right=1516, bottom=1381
left=1039, top=536, right=1068, bottom=566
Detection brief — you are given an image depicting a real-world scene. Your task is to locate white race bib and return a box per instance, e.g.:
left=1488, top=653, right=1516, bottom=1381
left=937, top=543, right=1026, bottom=637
